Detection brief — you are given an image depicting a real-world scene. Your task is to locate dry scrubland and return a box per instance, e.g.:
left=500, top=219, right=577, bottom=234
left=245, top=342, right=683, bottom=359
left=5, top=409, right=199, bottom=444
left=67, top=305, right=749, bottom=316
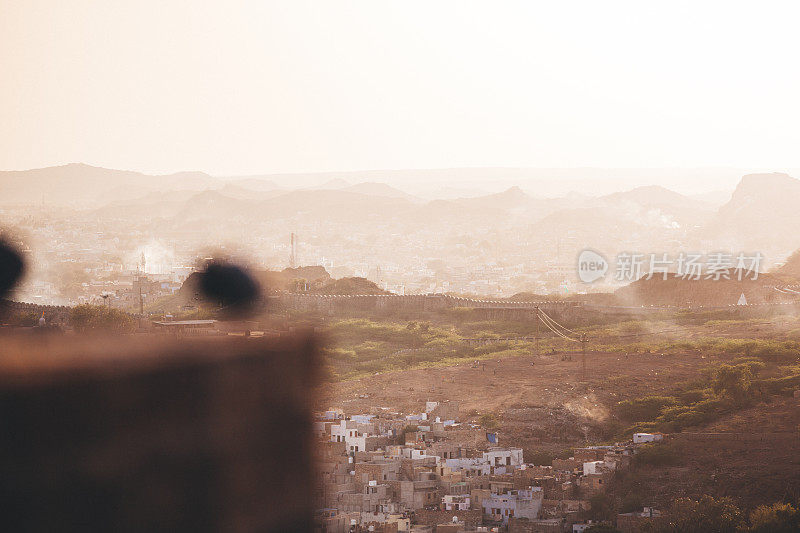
left=319, top=312, right=800, bottom=509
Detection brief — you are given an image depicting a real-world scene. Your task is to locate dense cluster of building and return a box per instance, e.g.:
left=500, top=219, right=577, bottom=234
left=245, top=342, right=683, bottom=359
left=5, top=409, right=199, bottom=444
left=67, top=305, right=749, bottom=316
left=314, top=401, right=663, bottom=533
left=2, top=203, right=589, bottom=307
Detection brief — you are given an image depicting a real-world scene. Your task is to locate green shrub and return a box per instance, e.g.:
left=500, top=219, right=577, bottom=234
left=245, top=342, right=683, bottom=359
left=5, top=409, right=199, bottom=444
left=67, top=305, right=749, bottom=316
left=712, top=363, right=755, bottom=401
left=556, top=448, right=575, bottom=460
left=619, top=493, right=644, bottom=514
left=525, top=450, right=554, bottom=466
left=478, top=413, right=499, bottom=430
left=634, top=443, right=678, bottom=467
left=677, top=388, right=707, bottom=404
left=756, top=374, right=800, bottom=395
left=616, top=396, right=677, bottom=422
left=653, top=495, right=744, bottom=532
left=68, top=304, right=135, bottom=333
left=748, top=502, right=800, bottom=532
left=322, top=347, right=357, bottom=361
left=587, top=493, right=616, bottom=521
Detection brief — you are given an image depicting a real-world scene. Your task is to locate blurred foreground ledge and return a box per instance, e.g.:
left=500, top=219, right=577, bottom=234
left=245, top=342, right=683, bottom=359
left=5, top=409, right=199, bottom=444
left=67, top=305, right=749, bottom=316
left=0, top=333, right=319, bottom=533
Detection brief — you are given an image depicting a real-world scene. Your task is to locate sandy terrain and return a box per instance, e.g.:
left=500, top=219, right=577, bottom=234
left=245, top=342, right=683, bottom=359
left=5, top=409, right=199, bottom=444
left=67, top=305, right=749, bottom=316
left=321, top=349, right=731, bottom=449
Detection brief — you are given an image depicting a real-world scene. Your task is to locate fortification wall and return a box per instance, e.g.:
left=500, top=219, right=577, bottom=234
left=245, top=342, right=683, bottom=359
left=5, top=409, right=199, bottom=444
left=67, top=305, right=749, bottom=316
left=277, top=293, right=579, bottom=317
left=277, top=293, right=800, bottom=324
left=0, top=299, right=71, bottom=326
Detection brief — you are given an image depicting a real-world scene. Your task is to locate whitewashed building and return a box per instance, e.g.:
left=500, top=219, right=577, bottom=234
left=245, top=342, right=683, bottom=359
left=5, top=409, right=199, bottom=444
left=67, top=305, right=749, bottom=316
left=633, top=432, right=664, bottom=444
left=482, top=488, right=543, bottom=524
left=483, top=447, right=524, bottom=469
left=442, top=494, right=471, bottom=511
left=331, top=419, right=375, bottom=452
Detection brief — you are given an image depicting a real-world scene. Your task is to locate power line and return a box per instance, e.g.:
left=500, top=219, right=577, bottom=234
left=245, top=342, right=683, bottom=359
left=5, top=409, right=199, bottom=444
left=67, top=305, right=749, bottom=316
left=538, top=308, right=580, bottom=337
left=537, top=312, right=580, bottom=342
left=538, top=311, right=580, bottom=341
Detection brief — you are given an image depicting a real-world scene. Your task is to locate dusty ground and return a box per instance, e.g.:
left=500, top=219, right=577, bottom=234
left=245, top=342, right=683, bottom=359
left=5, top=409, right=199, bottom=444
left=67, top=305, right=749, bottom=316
left=318, top=317, right=800, bottom=509
left=609, top=397, right=800, bottom=510
left=320, top=349, right=731, bottom=449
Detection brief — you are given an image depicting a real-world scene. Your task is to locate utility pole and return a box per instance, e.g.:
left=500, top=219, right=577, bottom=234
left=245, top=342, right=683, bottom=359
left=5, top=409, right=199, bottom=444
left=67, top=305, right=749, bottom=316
left=581, top=333, right=588, bottom=381
left=289, top=232, right=297, bottom=268
left=534, top=306, right=540, bottom=356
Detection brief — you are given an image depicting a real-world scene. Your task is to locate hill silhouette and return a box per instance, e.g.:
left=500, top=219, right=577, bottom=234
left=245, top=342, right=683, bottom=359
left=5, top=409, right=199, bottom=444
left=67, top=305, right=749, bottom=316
left=308, top=277, right=388, bottom=295
left=775, top=249, right=800, bottom=281
left=614, top=270, right=793, bottom=307
left=708, top=173, right=800, bottom=253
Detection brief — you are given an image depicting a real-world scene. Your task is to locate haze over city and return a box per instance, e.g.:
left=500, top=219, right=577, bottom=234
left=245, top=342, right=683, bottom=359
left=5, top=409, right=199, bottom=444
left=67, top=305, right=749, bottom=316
left=2, top=2, right=800, bottom=304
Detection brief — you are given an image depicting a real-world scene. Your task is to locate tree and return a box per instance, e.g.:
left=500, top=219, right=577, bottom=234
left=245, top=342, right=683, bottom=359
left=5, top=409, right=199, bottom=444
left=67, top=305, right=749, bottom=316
left=69, top=304, right=135, bottom=333
left=588, top=493, right=616, bottom=522
left=653, top=495, right=744, bottom=533
left=55, top=262, right=92, bottom=299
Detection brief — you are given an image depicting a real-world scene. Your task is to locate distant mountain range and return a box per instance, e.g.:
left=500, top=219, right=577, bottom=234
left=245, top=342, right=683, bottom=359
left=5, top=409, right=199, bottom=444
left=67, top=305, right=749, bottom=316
left=707, top=173, right=800, bottom=253
left=0, top=163, right=427, bottom=206
left=3, top=164, right=800, bottom=265
left=0, top=163, right=222, bottom=205
left=600, top=184, right=709, bottom=210
left=340, top=182, right=421, bottom=202
left=0, top=163, right=769, bottom=206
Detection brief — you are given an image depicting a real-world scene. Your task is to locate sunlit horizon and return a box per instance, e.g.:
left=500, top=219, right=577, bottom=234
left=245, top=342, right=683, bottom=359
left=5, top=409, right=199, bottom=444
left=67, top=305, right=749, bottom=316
left=2, top=1, right=800, bottom=177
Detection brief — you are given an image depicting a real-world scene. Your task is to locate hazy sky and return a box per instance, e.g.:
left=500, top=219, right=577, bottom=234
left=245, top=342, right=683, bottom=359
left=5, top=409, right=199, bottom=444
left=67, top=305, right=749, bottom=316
left=1, top=1, right=799, bottom=176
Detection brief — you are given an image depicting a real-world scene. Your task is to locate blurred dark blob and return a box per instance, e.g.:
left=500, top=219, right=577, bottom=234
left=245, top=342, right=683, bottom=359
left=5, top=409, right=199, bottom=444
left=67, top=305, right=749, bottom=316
left=0, top=334, right=318, bottom=532
left=0, top=240, right=25, bottom=300
left=198, top=261, right=261, bottom=318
